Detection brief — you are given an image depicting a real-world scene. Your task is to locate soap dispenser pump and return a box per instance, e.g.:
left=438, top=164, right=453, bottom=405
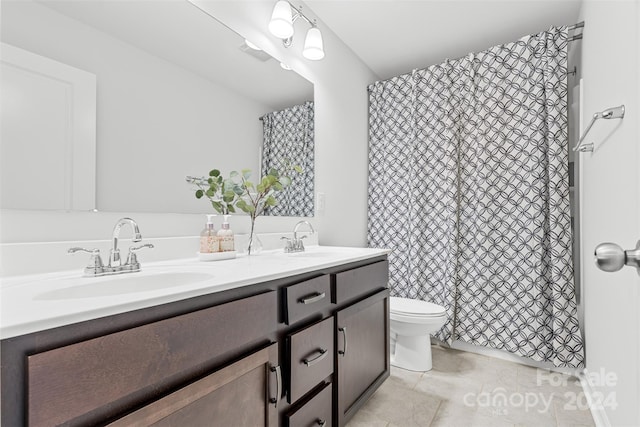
left=217, top=215, right=235, bottom=252
left=200, top=214, right=219, bottom=253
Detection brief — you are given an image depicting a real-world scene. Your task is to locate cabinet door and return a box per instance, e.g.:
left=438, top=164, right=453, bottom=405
left=108, top=343, right=280, bottom=427
left=335, top=290, right=390, bottom=427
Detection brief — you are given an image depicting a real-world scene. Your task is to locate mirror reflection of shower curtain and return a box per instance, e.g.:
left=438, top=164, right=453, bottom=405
left=261, top=101, right=314, bottom=217
left=368, top=27, right=584, bottom=368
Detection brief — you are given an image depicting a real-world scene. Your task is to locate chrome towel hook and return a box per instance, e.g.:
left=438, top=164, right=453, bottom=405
left=572, top=105, right=625, bottom=152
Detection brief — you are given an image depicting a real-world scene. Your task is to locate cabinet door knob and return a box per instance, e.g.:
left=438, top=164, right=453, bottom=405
left=303, top=348, right=328, bottom=366
left=269, top=365, right=281, bottom=408
left=338, top=327, right=348, bottom=356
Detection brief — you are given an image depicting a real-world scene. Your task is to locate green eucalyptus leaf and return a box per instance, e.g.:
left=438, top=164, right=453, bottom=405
left=265, top=195, right=277, bottom=206
left=236, top=200, right=252, bottom=213
left=293, top=165, right=303, bottom=173
left=211, top=201, right=223, bottom=213
left=241, top=169, right=252, bottom=179
left=227, top=204, right=236, bottom=213
left=209, top=169, right=220, bottom=177
left=280, top=176, right=291, bottom=187
left=274, top=182, right=284, bottom=191
left=268, top=168, right=279, bottom=177
left=256, top=183, right=266, bottom=193
left=223, top=190, right=235, bottom=203
left=206, top=189, right=215, bottom=197
left=195, top=189, right=204, bottom=199
left=230, top=170, right=239, bottom=178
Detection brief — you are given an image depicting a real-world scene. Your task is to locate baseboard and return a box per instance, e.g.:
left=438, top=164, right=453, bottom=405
left=578, top=369, right=612, bottom=427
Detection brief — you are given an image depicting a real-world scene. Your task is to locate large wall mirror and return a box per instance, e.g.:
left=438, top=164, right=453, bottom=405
left=0, top=0, right=314, bottom=216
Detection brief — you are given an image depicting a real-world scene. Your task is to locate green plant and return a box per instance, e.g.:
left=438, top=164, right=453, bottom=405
left=193, top=164, right=301, bottom=254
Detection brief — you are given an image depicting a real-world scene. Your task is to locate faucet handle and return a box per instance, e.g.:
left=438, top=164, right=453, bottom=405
left=68, top=247, right=104, bottom=276
left=281, top=237, right=295, bottom=253
left=125, top=243, right=154, bottom=271
left=129, top=243, right=154, bottom=253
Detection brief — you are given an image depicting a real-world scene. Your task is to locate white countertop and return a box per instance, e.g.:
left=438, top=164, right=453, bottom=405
left=0, top=246, right=389, bottom=339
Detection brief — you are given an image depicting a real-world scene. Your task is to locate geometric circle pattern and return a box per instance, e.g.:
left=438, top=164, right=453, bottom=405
left=262, top=101, right=314, bottom=217
left=368, top=27, right=584, bottom=368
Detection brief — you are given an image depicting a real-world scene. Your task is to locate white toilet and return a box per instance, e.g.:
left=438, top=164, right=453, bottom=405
left=390, top=297, right=447, bottom=372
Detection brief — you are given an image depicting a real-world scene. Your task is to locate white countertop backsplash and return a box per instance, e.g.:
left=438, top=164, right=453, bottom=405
left=0, top=232, right=318, bottom=277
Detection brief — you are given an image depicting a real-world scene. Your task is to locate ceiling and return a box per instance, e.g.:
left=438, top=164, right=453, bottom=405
left=305, top=0, right=582, bottom=80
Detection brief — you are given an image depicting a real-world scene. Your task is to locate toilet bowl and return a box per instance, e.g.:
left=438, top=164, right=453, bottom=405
left=390, top=297, right=446, bottom=372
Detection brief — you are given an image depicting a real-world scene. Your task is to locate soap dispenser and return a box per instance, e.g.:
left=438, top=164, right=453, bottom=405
left=217, top=215, right=235, bottom=252
left=200, top=214, right=220, bottom=253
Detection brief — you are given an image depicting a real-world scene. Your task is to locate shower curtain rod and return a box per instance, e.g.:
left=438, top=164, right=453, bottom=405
left=568, top=21, right=584, bottom=31
left=568, top=21, right=584, bottom=42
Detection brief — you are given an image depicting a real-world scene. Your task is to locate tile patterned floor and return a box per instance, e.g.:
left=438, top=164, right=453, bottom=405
left=347, top=346, right=595, bottom=427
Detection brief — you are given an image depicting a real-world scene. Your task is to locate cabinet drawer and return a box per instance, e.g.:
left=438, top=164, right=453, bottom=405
left=27, top=291, right=277, bottom=427
left=286, top=382, right=333, bottom=427
left=287, top=316, right=334, bottom=403
left=283, top=275, right=331, bottom=325
left=332, top=260, right=388, bottom=304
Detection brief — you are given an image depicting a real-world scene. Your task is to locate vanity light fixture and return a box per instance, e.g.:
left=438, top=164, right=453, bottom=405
left=268, top=0, right=325, bottom=60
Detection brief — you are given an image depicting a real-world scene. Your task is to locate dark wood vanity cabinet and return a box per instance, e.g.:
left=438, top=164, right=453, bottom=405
left=335, top=290, right=390, bottom=426
left=1, top=255, right=389, bottom=427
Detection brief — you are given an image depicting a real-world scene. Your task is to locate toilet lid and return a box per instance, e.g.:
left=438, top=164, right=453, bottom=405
left=390, top=297, right=446, bottom=317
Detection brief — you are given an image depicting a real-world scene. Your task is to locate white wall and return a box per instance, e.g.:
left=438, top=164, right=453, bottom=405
left=1, top=0, right=265, bottom=214
left=578, top=1, right=640, bottom=425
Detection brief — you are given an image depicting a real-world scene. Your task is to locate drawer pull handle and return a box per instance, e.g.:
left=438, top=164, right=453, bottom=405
left=317, top=419, right=326, bottom=427
left=299, top=292, right=326, bottom=305
left=303, top=348, right=328, bottom=366
left=269, top=365, right=282, bottom=408
left=338, top=327, right=348, bottom=356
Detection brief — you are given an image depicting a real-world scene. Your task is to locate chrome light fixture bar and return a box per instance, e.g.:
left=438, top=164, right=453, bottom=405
left=268, top=1, right=325, bottom=60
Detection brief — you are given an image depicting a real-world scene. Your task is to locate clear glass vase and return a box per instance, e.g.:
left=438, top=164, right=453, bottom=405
left=246, top=233, right=263, bottom=255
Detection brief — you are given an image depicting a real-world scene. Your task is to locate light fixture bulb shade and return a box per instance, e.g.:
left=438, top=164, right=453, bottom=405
left=268, top=1, right=294, bottom=39
left=303, top=27, right=324, bottom=60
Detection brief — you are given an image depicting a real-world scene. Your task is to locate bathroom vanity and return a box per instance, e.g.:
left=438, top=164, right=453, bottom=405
left=0, top=247, right=389, bottom=427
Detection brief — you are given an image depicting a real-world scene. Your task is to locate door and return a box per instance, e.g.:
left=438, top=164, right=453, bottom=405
left=335, top=290, right=389, bottom=427
left=578, top=2, right=640, bottom=426
left=108, top=343, right=280, bottom=427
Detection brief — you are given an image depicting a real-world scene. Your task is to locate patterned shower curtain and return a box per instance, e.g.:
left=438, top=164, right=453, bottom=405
left=368, top=27, right=584, bottom=368
left=262, top=101, right=314, bottom=217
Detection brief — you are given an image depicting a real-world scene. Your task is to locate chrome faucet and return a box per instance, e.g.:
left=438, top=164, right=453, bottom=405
left=109, top=217, right=142, bottom=268
left=283, top=220, right=316, bottom=253
left=68, top=217, right=153, bottom=277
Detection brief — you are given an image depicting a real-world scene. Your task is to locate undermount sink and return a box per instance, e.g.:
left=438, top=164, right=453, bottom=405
left=34, top=271, right=215, bottom=300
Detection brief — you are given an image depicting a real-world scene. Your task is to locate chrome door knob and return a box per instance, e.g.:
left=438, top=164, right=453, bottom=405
left=594, top=240, right=640, bottom=275
left=594, top=243, right=626, bottom=272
